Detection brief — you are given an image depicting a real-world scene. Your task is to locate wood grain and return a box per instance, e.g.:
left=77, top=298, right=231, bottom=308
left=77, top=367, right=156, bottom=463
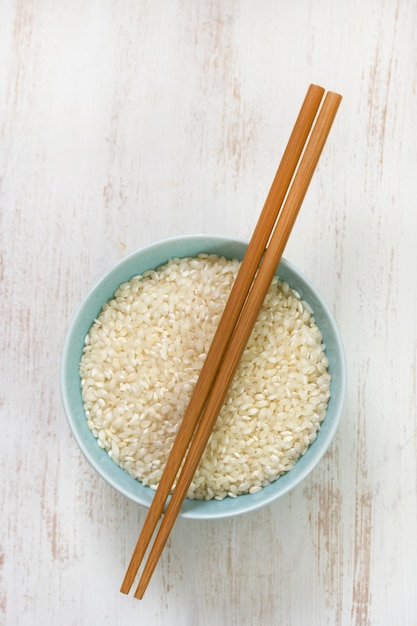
left=1, top=0, right=417, bottom=624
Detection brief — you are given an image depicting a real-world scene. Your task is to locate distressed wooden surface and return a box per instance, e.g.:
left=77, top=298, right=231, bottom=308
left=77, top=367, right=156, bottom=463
left=1, top=1, right=417, bottom=624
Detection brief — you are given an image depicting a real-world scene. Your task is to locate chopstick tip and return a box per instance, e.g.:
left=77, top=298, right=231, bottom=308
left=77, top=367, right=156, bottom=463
left=134, top=585, right=146, bottom=600
left=120, top=582, right=131, bottom=595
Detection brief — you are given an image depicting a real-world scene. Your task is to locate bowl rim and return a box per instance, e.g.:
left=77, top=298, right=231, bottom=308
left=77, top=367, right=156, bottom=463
left=60, top=234, right=346, bottom=520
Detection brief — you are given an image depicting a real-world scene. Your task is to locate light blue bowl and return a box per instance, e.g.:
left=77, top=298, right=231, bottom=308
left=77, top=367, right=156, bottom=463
left=61, top=235, right=346, bottom=520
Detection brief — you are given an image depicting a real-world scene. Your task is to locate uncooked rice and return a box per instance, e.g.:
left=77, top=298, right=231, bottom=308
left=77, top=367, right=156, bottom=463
left=80, top=254, right=331, bottom=500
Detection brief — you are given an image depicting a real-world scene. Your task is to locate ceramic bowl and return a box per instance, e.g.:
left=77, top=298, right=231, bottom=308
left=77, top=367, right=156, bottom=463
left=61, top=234, right=346, bottom=519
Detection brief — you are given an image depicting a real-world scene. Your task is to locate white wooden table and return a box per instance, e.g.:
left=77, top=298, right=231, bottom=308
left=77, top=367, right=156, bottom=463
left=1, top=1, right=417, bottom=624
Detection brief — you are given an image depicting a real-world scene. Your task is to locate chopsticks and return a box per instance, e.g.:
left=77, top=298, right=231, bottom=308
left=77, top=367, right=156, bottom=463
left=121, top=85, right=341, bottom=599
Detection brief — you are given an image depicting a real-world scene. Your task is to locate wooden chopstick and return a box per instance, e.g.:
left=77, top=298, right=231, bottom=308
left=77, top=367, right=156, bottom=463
left=120, top=84, right=325, bottom=595
left=133, top=89, right=342, bottom=599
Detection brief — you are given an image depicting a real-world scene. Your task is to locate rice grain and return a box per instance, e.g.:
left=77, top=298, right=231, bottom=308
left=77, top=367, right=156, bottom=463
left=79, top=254, right=331, bottom=500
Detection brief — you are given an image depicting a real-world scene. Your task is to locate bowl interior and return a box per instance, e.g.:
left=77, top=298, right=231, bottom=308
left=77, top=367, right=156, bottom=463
left=61, top=235, right=346, bottom=519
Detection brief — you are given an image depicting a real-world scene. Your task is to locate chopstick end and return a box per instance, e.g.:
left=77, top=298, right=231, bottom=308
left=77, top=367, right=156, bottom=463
left=134, top=583, right=146, bottom=600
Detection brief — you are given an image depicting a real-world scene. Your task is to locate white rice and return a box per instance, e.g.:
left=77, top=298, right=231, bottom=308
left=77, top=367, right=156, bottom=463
left=80, top=254, right=331, bottom=500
